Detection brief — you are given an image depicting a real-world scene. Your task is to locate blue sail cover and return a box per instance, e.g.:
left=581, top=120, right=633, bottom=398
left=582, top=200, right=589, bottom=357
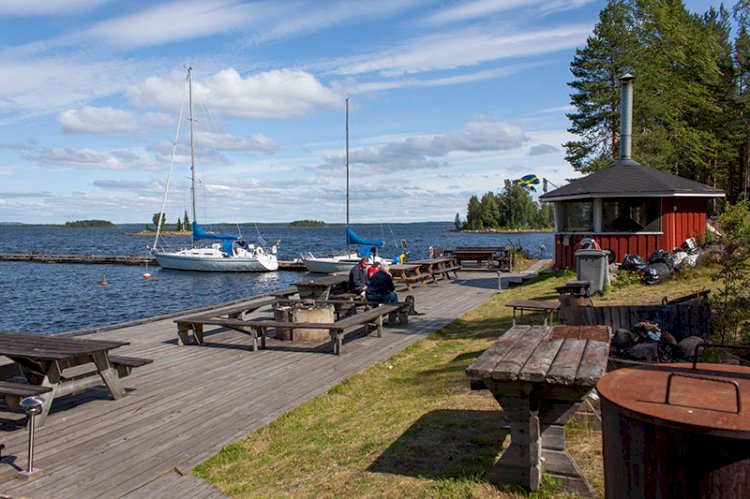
left=192, top=222, right=238, bottom=241
left=346, top=227, right=384, bottom=247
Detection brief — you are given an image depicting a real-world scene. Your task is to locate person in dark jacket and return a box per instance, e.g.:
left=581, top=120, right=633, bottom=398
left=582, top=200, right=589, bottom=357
left=348, top=257, right=369, bottom=296
left=365, top=263, right=398, bottom=304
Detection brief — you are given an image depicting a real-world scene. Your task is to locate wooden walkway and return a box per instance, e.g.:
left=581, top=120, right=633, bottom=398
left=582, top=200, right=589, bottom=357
left=0, top=271, right=500, bottom=498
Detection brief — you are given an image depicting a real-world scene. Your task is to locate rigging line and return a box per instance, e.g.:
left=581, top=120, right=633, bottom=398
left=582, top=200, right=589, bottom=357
left=153, top=73, right=189, bottom=250
left=254, top=224, right=267, bottom=246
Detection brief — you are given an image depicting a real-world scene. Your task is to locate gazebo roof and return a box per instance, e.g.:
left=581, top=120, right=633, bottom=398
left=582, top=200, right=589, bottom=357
left=539, top=159, right=725, bottom=202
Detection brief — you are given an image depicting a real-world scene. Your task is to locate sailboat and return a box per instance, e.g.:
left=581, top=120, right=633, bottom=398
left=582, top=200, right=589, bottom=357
left=151, top=67, right=279, bottom=272
left=302, top=98, right=384, bottom=274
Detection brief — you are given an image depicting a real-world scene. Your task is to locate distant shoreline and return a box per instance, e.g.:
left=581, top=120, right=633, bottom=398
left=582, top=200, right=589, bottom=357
left=452, top=228, right=553, bottom=234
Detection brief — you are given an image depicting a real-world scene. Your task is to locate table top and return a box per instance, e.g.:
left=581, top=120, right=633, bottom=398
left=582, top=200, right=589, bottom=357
left=466, top=325, right=610, bottom=386
left=410, top=257, right=453, bottom=264
left=0, top=331, right=128, bottom=360
left=389, top=263, right=420, bottom=271
left=504, top=299, right=560, bottom=311
left=293, top=274, right=348, bottom=287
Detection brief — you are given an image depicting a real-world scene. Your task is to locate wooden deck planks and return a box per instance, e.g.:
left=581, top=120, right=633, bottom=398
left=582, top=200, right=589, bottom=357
left=1, top=272, right=499, bottom=498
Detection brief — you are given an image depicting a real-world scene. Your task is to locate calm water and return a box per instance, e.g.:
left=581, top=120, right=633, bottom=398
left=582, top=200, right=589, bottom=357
left=0, top=223, right=552, bottom=334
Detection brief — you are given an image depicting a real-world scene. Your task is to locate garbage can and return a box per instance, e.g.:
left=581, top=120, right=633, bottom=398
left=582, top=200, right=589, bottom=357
left=575, top=249, right=610, bottom=295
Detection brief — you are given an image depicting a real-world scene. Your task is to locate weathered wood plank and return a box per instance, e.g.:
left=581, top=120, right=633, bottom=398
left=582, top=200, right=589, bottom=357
left=517, top=338, right=564, bottom=382
left=489, top=326, right=548, bottom=381
left=575, top=338, right=611, bottom=386
left=545, top=338, right=586, bottom=385
left=464, top=325, right=530, bottom=378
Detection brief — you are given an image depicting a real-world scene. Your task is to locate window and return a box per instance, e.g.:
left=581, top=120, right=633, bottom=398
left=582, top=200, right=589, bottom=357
left=558, top=201, right=593, bottom=232
left=602, top=198, right=660, bottom=232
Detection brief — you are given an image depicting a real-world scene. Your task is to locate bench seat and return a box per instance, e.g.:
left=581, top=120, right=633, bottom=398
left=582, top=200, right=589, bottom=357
left=0, top=380, right=53, bottom=411
left=108, top=355, right=153, bottom=377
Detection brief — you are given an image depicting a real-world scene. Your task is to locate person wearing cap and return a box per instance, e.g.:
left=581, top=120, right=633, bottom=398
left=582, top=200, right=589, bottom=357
left=348, top=257, right=369, bottom=297
left=365, top=263, right=398, bottom=304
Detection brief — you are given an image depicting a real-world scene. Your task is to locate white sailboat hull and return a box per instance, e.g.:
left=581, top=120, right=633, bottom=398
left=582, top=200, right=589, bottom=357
left=303, top=256, right=360, bottom=274
left=153, top=248, right=278, bottom=272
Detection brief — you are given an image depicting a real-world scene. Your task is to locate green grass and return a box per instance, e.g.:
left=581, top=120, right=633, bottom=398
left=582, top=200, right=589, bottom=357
left=194, top=263, right=725, bottom=498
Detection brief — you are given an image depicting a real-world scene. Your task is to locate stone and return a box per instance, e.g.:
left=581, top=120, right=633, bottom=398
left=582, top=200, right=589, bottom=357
left=677, top=336, right=705, bottom=361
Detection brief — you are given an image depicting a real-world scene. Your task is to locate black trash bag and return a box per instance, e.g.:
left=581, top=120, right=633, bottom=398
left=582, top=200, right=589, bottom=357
left=621, top=254, right=646, bottom=271
left=647, top=249, right=674, bottom=270
left=643, top=262, right=672, bottom=285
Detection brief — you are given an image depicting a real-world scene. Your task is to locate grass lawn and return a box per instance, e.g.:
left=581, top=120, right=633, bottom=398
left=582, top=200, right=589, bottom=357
left=194, top=261, right=722, bottom=498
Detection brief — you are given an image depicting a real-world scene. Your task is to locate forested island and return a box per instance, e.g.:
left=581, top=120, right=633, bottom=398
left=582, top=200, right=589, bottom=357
left=64, top=220, right=117, bottom=228
left=289, top=220, right=326, bottom=227
left=455, top=180, right=553, bottom=231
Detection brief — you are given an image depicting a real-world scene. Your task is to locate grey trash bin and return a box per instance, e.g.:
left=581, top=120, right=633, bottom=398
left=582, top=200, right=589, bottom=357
left=575, top=249, right=610, bottom=295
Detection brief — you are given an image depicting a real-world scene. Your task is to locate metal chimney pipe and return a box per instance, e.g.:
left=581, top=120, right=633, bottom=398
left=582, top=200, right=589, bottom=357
left=619, top=74, right=635, bottom=160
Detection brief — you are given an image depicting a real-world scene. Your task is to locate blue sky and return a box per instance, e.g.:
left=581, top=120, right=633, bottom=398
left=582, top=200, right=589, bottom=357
left=0, top=0, right=722, bottom=224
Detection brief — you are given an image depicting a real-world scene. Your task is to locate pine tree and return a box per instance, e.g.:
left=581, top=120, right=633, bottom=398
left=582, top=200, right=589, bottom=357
left=565, top=0, right=638, bottom=172
left=176, top=217, right=183, bottom=232
left=466, top=196, right=483, bottom=230
left=183, top=209, right=191, bottom=231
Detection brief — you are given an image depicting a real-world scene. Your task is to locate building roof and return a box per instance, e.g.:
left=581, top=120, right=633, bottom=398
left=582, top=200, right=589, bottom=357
left=539, top=158, right=725, bottom=202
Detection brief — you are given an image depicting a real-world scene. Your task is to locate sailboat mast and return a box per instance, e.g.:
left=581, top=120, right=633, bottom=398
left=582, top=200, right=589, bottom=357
left=188, top=67, right=197, bottom=246
left=345, top=97, right=350, bottom=254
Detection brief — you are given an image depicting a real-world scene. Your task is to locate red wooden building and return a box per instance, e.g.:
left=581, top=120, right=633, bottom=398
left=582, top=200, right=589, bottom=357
left=539, top=75, right=725, bottom=269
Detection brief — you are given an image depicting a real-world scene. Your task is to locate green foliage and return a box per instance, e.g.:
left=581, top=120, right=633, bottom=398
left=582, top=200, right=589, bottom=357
left=63, top=220, right=116, bottom=228
left=152, top=212, right=166, bottom=227
left=453, top=213, right=462, bottom=230
left=463, top=180, right=553, bottom=231
left=711, top=200, right=750, bottom=344
left=288, top=219, right=327, bottom=227
left=176, top=217, right=183, bottom=231
left=183, top=209, right=191, bottom=231
left=566, top=0, right=749, bottom=202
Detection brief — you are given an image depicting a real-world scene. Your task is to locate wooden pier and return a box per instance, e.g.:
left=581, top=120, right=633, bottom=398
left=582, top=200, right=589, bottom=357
left=0, top=252, right=306, bottom=270
left=0, top=270, right=500, bottom=498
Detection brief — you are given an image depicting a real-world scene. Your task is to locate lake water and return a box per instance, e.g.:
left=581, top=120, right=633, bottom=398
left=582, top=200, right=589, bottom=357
left=0, top=223, right=552, bottom=334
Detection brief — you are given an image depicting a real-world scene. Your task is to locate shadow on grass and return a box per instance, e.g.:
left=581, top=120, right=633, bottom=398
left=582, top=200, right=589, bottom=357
left=367, top=409, right=507, bottom=480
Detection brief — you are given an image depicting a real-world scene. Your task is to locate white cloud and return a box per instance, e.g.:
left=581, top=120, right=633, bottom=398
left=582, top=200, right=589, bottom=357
left=0, top=190, right=53, bottom=198
left=58, top=106, right=138, bottom=133
left=83, top=0, right=258, bottom=49
left=193, top=131, right=278, bottom=154
left=319, top=120, right=528, bottom=174
left=0, top=59, right=155, bottom=121
left=129, top=68, right=340, bottom=119
left=21, top=145, right=158, bottom=171
left=424, top=0, right=594, bottom=25
left=0, top=0, right=109, bottom=15
left=528, top=144, right=559, bottom=156
left=331, top=25, right=592, bottom=77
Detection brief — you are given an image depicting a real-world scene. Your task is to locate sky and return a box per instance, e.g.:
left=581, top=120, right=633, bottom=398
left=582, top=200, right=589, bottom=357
left=0, top=0, right=724, bottom=224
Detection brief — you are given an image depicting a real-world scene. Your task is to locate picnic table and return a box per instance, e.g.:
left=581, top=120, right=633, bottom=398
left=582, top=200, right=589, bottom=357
left=504, top=299, right=560, bottom=326
left=448, top=247, right=513, bottom=271
left=0, top=331, right=151, bottom=426
left=466, top=324, right=611, bottom=496
left=388, top=263, right=431, bottom=291
left=409, top=257, right=460, bottom=282
left=293, top=274, right=349, bottom=300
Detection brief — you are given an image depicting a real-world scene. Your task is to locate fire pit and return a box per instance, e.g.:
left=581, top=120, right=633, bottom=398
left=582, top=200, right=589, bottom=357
left=273, top=303, right=334, bottom=341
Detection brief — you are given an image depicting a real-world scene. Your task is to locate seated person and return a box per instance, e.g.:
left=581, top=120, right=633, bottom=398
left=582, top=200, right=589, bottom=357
left=348, top=257, right=369, bottom=296
left=365, top=263, right=398, bottom=304
left=367, top=260, right=380, bottom=279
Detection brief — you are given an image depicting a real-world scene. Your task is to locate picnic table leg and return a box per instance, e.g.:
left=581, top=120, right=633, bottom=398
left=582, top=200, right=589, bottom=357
left=177, top=324, right=190, bottom=345
left=93, top=351, right=126, bottom=400
left=376, top=315, right=383, bottom=338
left=29, top=361, right=62, bottom=427
left=488, top=390, right=541, bottom=491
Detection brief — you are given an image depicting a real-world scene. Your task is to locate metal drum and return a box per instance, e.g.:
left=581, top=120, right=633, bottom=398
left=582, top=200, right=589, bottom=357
left=597, top=363, right=750, bottom=498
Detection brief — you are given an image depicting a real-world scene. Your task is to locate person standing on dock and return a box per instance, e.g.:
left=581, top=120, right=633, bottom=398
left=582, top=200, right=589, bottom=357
left=365, top=263, right=398, bottom=304
left=348, top=257, right=369, bottom=297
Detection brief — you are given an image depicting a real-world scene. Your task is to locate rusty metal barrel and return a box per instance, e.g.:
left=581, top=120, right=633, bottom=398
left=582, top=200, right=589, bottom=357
left=597, top=363, right=750, bottom=498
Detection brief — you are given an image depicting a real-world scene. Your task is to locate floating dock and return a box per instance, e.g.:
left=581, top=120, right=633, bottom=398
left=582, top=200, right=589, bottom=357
left=0, top=252, right=306, bottom=270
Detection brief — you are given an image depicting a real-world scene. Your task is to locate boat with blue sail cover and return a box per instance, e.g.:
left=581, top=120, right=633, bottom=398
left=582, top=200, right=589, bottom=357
left=150, top=67, right=278, bottom=272
left=302, top=98, right=390, bottom=274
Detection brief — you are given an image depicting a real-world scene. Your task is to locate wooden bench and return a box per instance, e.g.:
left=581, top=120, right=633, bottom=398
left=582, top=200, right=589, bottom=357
left=108, top=355, right=154, bottom=378
left=238, top=304, right=405, bottom=355
left=174, top=296, right=280, bottom=345
left=0, top=380, right=54, bottom=412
